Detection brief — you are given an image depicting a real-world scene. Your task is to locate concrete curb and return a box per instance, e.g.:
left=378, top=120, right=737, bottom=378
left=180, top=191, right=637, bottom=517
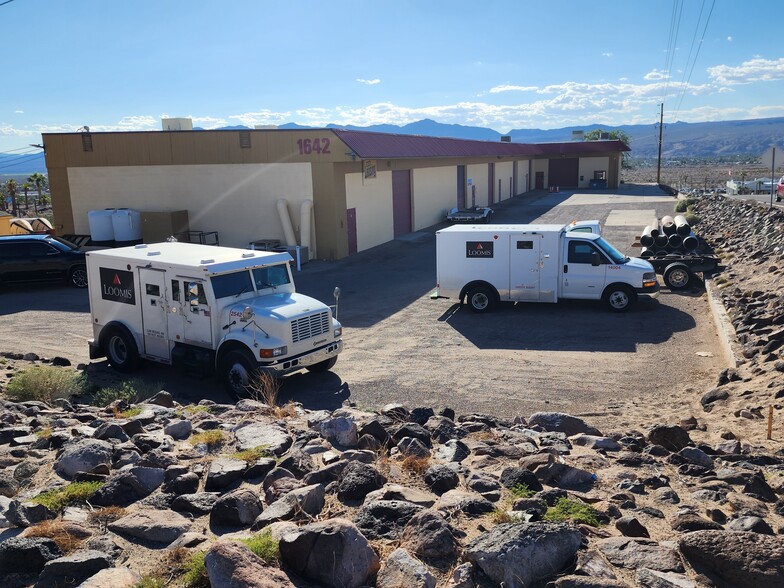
left=704, top=277, right=739, bottom=369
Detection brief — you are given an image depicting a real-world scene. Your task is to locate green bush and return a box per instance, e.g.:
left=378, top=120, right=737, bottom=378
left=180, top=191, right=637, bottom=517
left=32, top=481, right=104, bottom=512
left=544, top=497, right=601, bottom=526
left=241, top=530, right=280, bottom=565
left=509, top=483, right=536, bottom=499
left=133, top=578, right=165, bottom=588
left=181, top=551, right=208, bottom=587
left=683, top=211, right=700, bottom=226
left=230, top=445, right=273, bottom=463
left=4, top=365, right=86, bottom=403
left=674, top=197, right=696, bottom=213
left=91, top=377, right=160, bottom=407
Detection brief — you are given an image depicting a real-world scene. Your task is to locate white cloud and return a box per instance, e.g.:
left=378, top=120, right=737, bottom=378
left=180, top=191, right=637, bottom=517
left=643, top=69, right=669, bottom=81
left=14, top=110, right=23, bottom=114
left=189, top=116, right=228, bottom=128
left=0, top=125, right=36, bottom=137
left=489, top=84, right=539, bottom=93
left=602, top=52, right=613, bottom=58
left=727, top=36, right=733, bottom=41
left=228, top=109, right=293, bottom=127
left=708, top=57, right=784, bottom=85
left=356, top=78, right=381, bottom=85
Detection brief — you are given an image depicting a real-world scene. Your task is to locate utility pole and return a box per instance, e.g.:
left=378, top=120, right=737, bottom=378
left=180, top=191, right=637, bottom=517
left=656, top=103, right=664, bottom=185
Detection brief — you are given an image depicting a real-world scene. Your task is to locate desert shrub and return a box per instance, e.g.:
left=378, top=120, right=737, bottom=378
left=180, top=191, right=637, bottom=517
left=674, top=197, right=697, bottom=212
left=4, top=365, right=86, bottom=403
left=181, top=551, right=208, bottom=587
left=133, top=578, right=165, bottom=588
left=544, top=497, right=601, bottom=527
left=230, top=445, right=273, bottom=463
left=241, top=530, right=280, bottom=565
left=683, top=211, right=700, bottom=225
left=190, top=430, right=226, bottom=449
left=509, top=483, right=536, bottom=499
left=32, top=481, right=104, bottom=512
left=91, top=377, right=160, bottom=407
left=490, top=508, right=513, bottom=524
left=247, top=370, right=280, bottom=406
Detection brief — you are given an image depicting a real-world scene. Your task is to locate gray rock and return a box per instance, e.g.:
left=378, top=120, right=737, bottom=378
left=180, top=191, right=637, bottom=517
left=302, top=460, right=348, bottom=486
left=397, top=437, right=431, bottom=458
left=743, top=472, right=778, bottom=502
left=146, top=391, right=174, bottom=407
left=436, top=489, right=495, bottom=517
left=424, top=464, right=460, bottom=494
left=92, top=467, right=164, bottom=507
left=447, top=562, right=476, bottom=588
left=597, top=537, right=684, bottom=573
left=528, top=412, right=601, bottom=436
left=54, top=439, right=113, bottom=479
left=679, top=530, right=784, bottom=587
left=424, top=415, right=461, bottom=443
left=319, top=416, right=358, bottom=448
left=277, top=449, right=316, bottom=479
left=465, top=471, right=501, bottom=500
left=279, top=518, right=380, bottom=588
left=0, top=536, right=62, bottom=574
left=401, top=509, right=458, bottom=559
left=205, top=457, right=246, bottom=491
left=376, top=548, right=435, bottom=588
left=571, top=434, right=622, bottom=451
left=163, top=419, right=192, bottom=440
left=164, top=472, right=200, bottom=495
left=205, top=541, right=297, bottom=587
left=635, top=568, right=699, bottom=588
left=210, top=488, right=263, bottom=529
left=6, top=499, right=57, bottom=527
left=108, top=509, right=191, bottom=544
left=677, top=447, right=713, bottom=469
left=251, top=483, right=325, bottom=529
left=467, top=521, right=583, bottom=588
left=74, top=567, right=141, bottom=587
left=337, top=461, right=386, bottom=501
left=499, top=466, right=543, bottom=492
left=365, top=484, right=438, bottom=507
left=171, top=492, right=219, bottom=516
left=354, top=500, right=424, bottom=540
left=646, top=425, right=692, bottom=452
left=434, top=439, right=470, bottom=462
left=36, top=549, right=112, bottom=588
left=93, top=422, right=130, bottom=442
left=551, top=578, right=628, bottom=587
left=13, top=461, right=40, bottom=484
left=726, top=515, right=775, bottom=534
left=615, top=516, right=650, bottom=538
left=233, top=422, right=292, bottom=455
left=670, top=513, right=723, bottom=532
left=535, top=462, right=596, bottom=490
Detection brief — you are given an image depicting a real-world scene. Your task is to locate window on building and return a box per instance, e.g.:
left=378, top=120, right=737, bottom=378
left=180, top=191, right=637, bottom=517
left=239, top=131, right=251, bottom=149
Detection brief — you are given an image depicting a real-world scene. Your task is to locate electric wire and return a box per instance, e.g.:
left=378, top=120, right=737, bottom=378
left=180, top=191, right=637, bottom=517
left=673, top=0, right=716, bottom=119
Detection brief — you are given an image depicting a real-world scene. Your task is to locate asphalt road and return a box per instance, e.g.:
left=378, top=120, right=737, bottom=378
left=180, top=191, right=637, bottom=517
left=0, top=184, right=727, bottom=429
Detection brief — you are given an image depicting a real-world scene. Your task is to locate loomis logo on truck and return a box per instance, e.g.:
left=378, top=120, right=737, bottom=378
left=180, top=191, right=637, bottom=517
left=466, top=241, right=494, bottom=258
left=99, top=267, right=136, bottom=305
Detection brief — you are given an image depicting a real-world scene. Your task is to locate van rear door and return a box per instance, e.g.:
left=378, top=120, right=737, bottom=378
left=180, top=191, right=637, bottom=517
left=509, top=233, right=542, bottom=301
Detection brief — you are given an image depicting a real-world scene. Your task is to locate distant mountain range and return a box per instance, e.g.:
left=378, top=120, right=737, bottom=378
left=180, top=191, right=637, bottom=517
left=3, top=116, right=782, bottom=174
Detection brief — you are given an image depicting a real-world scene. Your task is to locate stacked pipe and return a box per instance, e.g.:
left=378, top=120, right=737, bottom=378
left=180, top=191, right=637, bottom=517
left=639, top=214, right=698, bottom=258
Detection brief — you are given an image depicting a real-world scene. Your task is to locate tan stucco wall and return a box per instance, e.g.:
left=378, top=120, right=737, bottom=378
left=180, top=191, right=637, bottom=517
left=345, top=170, right=394, bottom=252
left=466, top=164, right=490, bottom=207
left=67, top=163, right=314, bottom=251
left=578, top=156, right=610, bottom=188
left=412, top=166, right=457, bottom=230
left=515, top=160, right=530, bottom=194
left=495, top=161, right=514, bottom=201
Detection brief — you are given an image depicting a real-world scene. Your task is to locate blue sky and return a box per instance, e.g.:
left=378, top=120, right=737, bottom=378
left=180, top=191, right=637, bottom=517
left=2, top=0, right=783, bottom=153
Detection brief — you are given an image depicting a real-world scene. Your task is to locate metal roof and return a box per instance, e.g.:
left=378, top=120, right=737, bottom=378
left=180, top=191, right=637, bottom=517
left=332, top=129, right=629, bottom=159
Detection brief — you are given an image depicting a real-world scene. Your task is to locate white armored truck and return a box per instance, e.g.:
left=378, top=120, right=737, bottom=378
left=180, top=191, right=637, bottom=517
left=434, top=222, right=659, bottom=312
left=86, top=242, right=343, bottom=397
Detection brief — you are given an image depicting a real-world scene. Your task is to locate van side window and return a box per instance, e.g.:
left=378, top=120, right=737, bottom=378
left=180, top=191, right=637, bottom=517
left=171, top=280, right=180, bottom=302
left=516, top=241, right=533, bottom=250
left=568, top=241, right=602, bottom=264
left=185, top=281, right=207, bottom=305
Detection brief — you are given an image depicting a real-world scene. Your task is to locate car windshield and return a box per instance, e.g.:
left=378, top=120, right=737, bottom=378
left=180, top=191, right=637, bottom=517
left=51, top=236, right=79, bottom=250
left=252, top=265, right=291, bottom=289
left=211, top=270, right=254, bottom=299
left=594, top=237, right=627, bottom=264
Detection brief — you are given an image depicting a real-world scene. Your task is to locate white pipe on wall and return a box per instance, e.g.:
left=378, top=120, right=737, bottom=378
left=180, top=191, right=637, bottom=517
left=276, top=199, right=297, bottom=246
left=300, top=199, right=313, bottom=260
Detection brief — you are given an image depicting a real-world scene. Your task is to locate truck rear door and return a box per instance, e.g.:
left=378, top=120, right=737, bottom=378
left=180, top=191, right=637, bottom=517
left=509, top=233, right=542, bottom=301
left=560, top=238, right=608, bottom=300
left=139, top=267, right=171, bottom=361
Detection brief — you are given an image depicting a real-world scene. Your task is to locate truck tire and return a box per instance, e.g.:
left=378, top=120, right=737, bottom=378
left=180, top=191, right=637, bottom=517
left=603, top=285, right=634, bottom=313
left=69, top=265, right=88, bottom=288
left=219, top=349, right=258, bottom=399
left=307, top=356, right=337, bottom=373
left=663, top=263, right=691, bottom=290
left=466, top=286, right=495, bottom=313
left=104, top=326, right=141, bottom=372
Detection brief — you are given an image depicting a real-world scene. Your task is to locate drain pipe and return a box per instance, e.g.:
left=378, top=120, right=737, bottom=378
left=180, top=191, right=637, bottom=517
left=300, top=200, right=313, bottom=260
left=276, top=199, right=297, bottom=246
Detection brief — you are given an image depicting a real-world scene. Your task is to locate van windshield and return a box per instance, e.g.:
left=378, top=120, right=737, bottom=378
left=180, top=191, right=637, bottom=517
left=211, top=270, right=254, bottom=299
left=595, top=237, right=628, bottom=264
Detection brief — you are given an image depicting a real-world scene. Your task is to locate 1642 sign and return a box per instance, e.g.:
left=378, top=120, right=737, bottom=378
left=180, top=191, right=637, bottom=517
left=296, top=138, right=331, bottom=155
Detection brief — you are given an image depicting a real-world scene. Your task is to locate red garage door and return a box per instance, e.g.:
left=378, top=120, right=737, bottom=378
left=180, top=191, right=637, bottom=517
left=548, top=158, right=579, bottom=188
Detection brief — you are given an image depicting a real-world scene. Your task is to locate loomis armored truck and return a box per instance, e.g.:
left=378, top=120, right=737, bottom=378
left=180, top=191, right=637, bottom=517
left=86, top=242, right=343, bottom=397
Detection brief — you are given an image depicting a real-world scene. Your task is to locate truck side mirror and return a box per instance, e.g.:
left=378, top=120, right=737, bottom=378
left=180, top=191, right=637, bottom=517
left=188, top=282, right=200, bottom=306
left=591, top=252, right=602, bottom=266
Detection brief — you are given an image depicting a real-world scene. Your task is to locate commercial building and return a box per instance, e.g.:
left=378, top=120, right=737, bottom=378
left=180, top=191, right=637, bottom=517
left=42, top=127, right=628, bottom=260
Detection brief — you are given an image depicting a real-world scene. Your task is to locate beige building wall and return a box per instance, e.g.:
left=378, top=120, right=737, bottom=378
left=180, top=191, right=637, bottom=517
left=412, top=166, right=457, bottom=230
left=67, top=163, right=313, bottom=251
left=515, top=160, right=530, bottom=194
left=578, top=156, right=610, bottom=188
left=345, top=170, right=394, bottom=252
left=495, top=161, right=514, bottom=201
left=466, top=164, right=490, bottom=207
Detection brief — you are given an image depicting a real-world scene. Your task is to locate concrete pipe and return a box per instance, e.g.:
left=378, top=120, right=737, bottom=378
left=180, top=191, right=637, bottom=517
left=276, top=199, right=297, bottom=247
left=661, top=215, right=676, bottom=236
left=683, top=232, right=698, bottom=251
left=674, top=214, right=691, bottom=236
left=649, top=220, right=660, bottom=238
left=640, top=247, right=653, bottom=258
left=300, top=200, right=313, bottom=260
left=668, top=233, right=683, bottom=248
left=640, top=225, right=655, bottom=247
left=654, top=234, right=669, bottom=248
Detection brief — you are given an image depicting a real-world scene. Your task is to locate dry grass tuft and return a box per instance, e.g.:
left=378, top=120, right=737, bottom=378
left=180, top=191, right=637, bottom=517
left=247, top=370, right=281, bottom=407
left=24, top=520, right=85, bottom=554
left=88, top=506, right=128, bottom=530
left=400, top=455, right=431, bottom=476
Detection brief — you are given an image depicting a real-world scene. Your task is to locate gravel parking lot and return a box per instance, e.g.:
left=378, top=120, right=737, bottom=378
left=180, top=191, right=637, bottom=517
left=0, top=184, right=726, bottom=431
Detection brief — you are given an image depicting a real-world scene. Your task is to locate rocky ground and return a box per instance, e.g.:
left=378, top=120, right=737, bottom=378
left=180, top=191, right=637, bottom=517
left=0, top=194, right=784, bottom=587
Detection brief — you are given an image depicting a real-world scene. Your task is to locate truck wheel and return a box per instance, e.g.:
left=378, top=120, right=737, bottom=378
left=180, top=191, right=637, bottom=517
left=466, top=286, right=495, bottom=313
left=307, top=356, right=337, bottom=373
left=69, top=265, right=88, bottom=288
left=663, top=264, right=691, bottom=290
left=603, top=285, right=633, bottom=313
left=220, top=349, right=258, bottom=399
left=104, top=326, right=140, bottom=372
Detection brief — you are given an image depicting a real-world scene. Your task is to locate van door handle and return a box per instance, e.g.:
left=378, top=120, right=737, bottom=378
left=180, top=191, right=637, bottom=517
left=563, top=265, right=568, bottom=273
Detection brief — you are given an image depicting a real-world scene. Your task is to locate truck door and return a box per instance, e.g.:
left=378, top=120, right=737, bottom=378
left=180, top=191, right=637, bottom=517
left=561, top=239, right=608, bottom=300
left=509, top=233, right=541, bottom=301
left=139, top=267, right=170, bottom=361
left=181, top=278, right=213, bottom=347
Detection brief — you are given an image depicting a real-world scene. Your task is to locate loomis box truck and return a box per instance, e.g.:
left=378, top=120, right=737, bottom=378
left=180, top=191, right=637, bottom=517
left=433, top=222, right=659, bottom=312
left=86, top=242, right=343, bottom=397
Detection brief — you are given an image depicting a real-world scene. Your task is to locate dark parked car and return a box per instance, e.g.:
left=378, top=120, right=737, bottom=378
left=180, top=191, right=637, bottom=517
left=0, top=234, right=88, bottom=288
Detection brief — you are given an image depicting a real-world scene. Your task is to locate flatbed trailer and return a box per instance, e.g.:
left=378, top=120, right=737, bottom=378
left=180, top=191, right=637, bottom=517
left=644, top=253, right=720, bottom=289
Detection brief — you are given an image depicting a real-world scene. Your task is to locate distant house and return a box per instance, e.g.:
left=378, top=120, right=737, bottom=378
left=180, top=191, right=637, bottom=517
left=42, top=127, right=628, bottom=259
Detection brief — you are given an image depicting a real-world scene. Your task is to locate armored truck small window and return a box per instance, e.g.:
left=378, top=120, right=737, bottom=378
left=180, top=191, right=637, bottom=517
left=145, top=284, right=160, bottom=296
left=171, top=280, right=180, bottom=301
left=516, top=240, right=533, bottom=250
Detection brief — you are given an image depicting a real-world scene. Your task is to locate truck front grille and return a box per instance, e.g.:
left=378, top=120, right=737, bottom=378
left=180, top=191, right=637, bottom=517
left=291, top=311, right=330, bottom=343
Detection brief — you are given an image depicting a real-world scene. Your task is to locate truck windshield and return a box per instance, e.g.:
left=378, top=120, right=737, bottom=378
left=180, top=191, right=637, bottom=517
left=211, top=271, right=254, bottom=299
left=595, top=237, right=628, bottom=264
left=252, top=265, right=291, bottom=290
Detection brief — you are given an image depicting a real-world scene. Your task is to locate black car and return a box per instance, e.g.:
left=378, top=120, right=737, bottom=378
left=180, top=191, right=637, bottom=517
left=0, top=234, right=88, bottom=288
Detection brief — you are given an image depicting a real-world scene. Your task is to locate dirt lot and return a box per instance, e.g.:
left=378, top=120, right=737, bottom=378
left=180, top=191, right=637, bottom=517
left=0, top=184, right=727, bottom=432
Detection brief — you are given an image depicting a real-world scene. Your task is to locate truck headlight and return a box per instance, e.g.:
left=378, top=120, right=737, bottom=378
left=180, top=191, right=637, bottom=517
left=260, top=346, right=287, bottom=358
left=334, top=327, right=342, bottom=338
left=642, top=272, right=658, bottom=288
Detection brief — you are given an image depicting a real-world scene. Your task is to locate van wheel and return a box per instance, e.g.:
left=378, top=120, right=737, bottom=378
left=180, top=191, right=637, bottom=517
left=219, top=349, right=258, bottom=399
left=69, top=265, right=88, bottom=288
left=663, top=264, right=691, bottom=290
left=104, top=327, right=140, bottom=372
left=603, top=285, right=634, bottom=312
left=307, top=356, right=337, bottom=373
left=467, top=286, right=495, bottom=313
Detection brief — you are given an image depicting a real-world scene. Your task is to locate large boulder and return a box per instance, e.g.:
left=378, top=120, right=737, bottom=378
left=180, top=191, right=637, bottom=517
left=35, top=550, right=112, bottom=588
left=279, top=518, right=380, bottom=588
left=646, top=425, right=692, bottom=452
left=210, top=488, right=264, bottom=529
left=528, top=412, right=601, bottom=436
left=205, top=541, right=296, bottom=587
left=54, top=439, right=113, bottom=479
left=108, top=510, right=191, bottom=544
left=252, top=483, right=325, bottom=529
left=598, top=537, right=684, bottom=573
left=233, top=422, right=292, bottom=455
left=0, top=536, right=62, bottom=574
left=354, top=500, right=424, bottom=540
left=401, top=509, right=458, bottom=559
left=376, top=548, right=435, bottom=588
left=91, top=467, right=164, bottom=507
left=466, top=522, right=582, bottom=587
left=337, top=461, right=387, bottom=501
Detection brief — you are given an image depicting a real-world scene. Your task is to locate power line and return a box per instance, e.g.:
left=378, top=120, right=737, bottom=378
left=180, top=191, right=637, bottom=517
left=0, top=0, right=18, bottom=7
left=0, top=146, right=38, bottom=154
left=0, top=153, right=44, bottom=172
left=673, top=0, right=716, bottom=118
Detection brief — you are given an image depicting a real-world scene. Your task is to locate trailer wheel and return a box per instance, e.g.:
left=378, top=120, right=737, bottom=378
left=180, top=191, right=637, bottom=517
left=307, top=356, right=338, bottom=373
left=603, top=285, right=634, bottom=313
left=219, top=349, right=259, bottom=399
left=466, top=286, right=495, bottom=313
left=663, top=264, right=691, bottom=290
left=68, top=265, right=88, bottom=288
left=104, top=326, right=140, bottom=372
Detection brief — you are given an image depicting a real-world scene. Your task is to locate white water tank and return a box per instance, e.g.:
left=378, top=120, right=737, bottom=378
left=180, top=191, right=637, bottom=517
left=88, top=209, right=116, bottom=243
left=112, top=209, right=142, bottom=246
